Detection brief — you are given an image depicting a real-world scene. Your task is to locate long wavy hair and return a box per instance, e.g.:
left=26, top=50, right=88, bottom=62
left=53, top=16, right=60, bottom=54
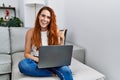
left=31, top=6, right=59, bottom=48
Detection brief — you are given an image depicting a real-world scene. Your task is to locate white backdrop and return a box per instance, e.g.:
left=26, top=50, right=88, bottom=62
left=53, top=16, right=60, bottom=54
left=65, top=0, right=120, bottom=80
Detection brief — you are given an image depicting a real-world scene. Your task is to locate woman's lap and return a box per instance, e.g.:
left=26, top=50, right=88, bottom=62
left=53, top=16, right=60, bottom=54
left=18, top=58, right=73, bottom=80
left=18, top=58, right=53, bottom=77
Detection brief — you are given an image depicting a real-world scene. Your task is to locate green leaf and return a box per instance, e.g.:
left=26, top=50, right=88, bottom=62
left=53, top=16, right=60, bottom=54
left=6, top=17, right=23, bottom=27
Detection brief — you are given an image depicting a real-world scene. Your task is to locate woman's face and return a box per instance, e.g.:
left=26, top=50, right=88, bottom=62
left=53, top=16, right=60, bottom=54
left=39, top=10, right=51, bottom=28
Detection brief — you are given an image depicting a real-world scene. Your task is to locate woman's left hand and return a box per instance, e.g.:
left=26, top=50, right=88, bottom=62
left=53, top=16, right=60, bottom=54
left=58, top=28, right=66, bottom=45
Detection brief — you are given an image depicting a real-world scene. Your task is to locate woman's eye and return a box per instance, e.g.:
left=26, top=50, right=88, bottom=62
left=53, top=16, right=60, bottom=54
left=41, top=14, right=45, bottom=17
left=41, top=14, right=51, bottom=19
left=47, top=16, right=51, bottom=19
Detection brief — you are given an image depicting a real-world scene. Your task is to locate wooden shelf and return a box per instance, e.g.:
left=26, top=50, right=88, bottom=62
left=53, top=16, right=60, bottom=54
left=0, top=7, right=15, bottom=9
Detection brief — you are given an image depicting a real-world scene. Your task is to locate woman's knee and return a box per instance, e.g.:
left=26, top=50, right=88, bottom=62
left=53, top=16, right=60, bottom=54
left=54, top=66, right=73, bottom=80
left=59, top=66, right=72, bottom=74
left=18, top=58, right=34, bottom=73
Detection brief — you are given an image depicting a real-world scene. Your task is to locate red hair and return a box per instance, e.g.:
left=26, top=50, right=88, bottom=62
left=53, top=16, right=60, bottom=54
left=32, top=6, right=59, bottom=48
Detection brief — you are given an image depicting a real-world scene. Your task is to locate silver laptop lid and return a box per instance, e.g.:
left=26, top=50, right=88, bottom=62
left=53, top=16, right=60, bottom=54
left=38, top=45, right=73, bottom=68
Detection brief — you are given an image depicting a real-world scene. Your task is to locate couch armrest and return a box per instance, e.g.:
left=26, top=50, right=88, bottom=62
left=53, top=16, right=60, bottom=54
left=66, top=41, right=85, bottom=63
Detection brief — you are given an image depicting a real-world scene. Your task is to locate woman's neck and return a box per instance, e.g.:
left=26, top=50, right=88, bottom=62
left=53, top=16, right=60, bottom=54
left=41, top=27, right=48, bottom=32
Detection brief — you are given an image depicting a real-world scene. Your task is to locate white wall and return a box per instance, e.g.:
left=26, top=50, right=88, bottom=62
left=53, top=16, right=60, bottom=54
left=65, top=0, right=120, bottom=80
left=48, top=0, right=65, bottom=29
left=18, top=0, right=24, bottom=27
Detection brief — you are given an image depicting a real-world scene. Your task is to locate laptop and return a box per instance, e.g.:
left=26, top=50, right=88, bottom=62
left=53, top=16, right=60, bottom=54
left=38, top=45, right=73, bottom=68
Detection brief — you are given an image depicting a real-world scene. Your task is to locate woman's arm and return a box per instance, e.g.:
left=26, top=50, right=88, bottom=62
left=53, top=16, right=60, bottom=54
left=24, top=28, right=39, bottom=62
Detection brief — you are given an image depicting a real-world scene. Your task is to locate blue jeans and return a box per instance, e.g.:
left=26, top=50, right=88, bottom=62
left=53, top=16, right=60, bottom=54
left=18, top=58, right=73, bottom=80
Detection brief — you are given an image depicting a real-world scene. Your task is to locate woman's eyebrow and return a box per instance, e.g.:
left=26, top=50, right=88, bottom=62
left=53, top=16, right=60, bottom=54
left=41, top=14, right=51, bottom=18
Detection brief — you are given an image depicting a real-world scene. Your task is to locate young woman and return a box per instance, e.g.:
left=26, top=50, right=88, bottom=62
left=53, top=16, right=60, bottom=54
left=18, top=6, right=73, bottom=80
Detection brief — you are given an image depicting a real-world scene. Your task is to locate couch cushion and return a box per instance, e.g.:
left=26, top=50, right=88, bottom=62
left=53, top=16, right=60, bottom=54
left=70, top=59, right=105, bottom=80
left=0, top=27, right=10, bottom=54
left=0, top=54, right=11, bottom=74
left=66, top=41, right=85, bottom=63
left=10, top=27, right=29, bottom=53
left=0, top=74, right=10, bottom=80
left=12, top=52, right=105, bottom=80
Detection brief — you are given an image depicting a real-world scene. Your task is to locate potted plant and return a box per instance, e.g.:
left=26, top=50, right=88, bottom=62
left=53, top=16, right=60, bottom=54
left=6, top=17, right=23, bottom=27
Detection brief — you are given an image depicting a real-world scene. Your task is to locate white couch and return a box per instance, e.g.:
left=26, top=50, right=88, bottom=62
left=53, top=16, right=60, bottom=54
left=0, top=27, right=105, bottom=80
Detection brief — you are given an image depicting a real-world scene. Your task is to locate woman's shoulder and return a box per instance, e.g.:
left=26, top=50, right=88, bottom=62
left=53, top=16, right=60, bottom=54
left=26, top=28, right=34, bottom=37
left=27, top=28, right=34, bottom=34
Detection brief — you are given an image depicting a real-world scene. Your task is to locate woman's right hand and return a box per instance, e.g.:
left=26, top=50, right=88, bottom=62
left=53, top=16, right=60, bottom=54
left=33, top=57, right=39, bottom=62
